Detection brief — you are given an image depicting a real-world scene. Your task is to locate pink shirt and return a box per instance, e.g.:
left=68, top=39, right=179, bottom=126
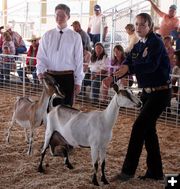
left=158, top=14, right=179, bottom=37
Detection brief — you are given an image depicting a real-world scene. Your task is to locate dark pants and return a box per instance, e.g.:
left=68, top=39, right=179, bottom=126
left=17, top=67, right=38, bottom=84
left=0, top=64, right=10, bottom=81
left=47, top=71, right=74, bottom=107
left=88, top=33, right=100, bottom=46
left=121, top=88, right=171, bottom=177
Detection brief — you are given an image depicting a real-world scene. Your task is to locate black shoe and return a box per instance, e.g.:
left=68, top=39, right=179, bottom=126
left=112, top=172, right=134, bottom=182
left=138, top=174, right=164, bottom=181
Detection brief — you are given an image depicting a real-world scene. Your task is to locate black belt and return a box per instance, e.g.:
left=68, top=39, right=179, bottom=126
left=47, top=70, right=74, bottom=76
left=144, top=84, right=171, bottom=93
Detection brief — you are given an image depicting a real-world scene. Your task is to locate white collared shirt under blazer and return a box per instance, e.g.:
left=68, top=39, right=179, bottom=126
left=36, top=26, right=84, bottom=85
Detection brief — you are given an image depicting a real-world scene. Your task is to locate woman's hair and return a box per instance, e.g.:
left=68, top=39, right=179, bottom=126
left=3, top=31, right=12, bottom=41
left=55, top=4, right=70, bottom=18
left=125, top=24, right=135, bottom=32
left=136, top=13, right=154, bottom=34
left=112, top=44, right=125, bottom=65
left=91, top=42, right=107, bottom=62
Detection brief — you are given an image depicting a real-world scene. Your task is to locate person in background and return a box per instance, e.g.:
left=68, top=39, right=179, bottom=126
left=163, top=35, right=175, bottom=68
left=101, top=44, right=133, bottom=101
left=87, top=4, right=108, bottom=46
left=71, top=21, right=91, bottom=52
left=171, top=26, right=180, bottom=50
left=17, top=35, right=40, bottom=84
left=82, top=42, right=109, bottom=102
left=112, top=13, right=171, bottom=181
left=36, top=4, right=84, bottom=107
left=147, top=0, right=179, bottom=38
left=6, top=26, right=27, bottom=54
left=2, top=31, right=15, bottom=55
left=0, top=26, right=4, bottom=53
left=0, top=46, right=15, bottom=84
left=172, top=49, right=180, bottom=113
left=125, top=24, right=139, bottom=54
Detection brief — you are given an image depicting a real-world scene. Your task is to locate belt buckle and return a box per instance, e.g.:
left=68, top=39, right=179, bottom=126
left=144, top=88, right=152, bottom=93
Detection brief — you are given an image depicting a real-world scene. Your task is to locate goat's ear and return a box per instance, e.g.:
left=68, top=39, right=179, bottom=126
left=112, top=84, right=119, bottom=93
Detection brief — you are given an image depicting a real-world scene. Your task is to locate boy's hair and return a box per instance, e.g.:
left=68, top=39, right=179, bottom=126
left=55, top=4, right=70, bottom=18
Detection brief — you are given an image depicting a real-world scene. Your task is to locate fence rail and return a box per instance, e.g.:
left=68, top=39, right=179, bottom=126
left=0, top=54, right=179, bottom=127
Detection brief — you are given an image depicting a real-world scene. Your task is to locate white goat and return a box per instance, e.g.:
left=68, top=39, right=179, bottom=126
left=6, top=72, right=64, bottom=155
left=38, top=84, right=142, bottom=185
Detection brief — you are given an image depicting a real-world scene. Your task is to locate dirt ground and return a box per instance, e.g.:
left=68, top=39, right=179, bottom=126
left=0, top=94, right=179, bottom=189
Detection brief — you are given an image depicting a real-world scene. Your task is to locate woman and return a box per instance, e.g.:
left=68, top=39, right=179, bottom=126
left=17, top=35, right=40, bottom=84
left=101, top=44, right=133, bottom=101
left=112, top=13, right=171, bottom=181
left=82, top=42, right=109, bottom=102
left=2, top=31, right=15, bottom=55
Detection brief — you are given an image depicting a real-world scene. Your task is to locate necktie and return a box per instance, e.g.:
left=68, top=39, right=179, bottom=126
left=57, top=30, right=63, bottom=50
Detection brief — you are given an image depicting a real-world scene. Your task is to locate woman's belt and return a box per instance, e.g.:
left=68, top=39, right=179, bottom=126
left=144, top=84, right=171, bottom=93
left=47, top=70, right=74, bottom=75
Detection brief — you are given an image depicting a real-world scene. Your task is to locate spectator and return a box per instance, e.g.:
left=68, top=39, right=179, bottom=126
left=17, top=35, right=40, bottom=84
left=113, top=13, right=171, bottom=181
left=2, top=31, right=16, bottom=55
left=36, top=4, right=84, bottom=107
left=171, top=27, right=180, bottom=50
left=87, top=4, right=108, bottom=46
left=71, top=21, right=91, bottom=52
left=83, top=47, right=91, bottom=72
left=101, top=44, right=133, bottom=101
left=0, top=46, right=15, bottom=84
left=163, top=35, right=175, bottom=68
left=82, top=42, right=109, bottom=102
left=0, top=26, right=4, bottom=53
left=125, top=24, right=139, bottom=54
left=147, top=0, right=179, bottom=37
left=6, top=26, right=27, bottom=54
left=172, top=49, right=180, bottom=113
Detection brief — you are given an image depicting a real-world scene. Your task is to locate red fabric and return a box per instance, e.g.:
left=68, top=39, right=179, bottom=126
left=0, top=36, right=3, bottom=48
left=26, top=44, right=39, bottom=66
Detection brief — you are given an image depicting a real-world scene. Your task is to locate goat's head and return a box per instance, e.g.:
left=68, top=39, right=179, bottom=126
left=113, top=84, right=142, bottom=108
left=42, top=72, right=65, bottom=98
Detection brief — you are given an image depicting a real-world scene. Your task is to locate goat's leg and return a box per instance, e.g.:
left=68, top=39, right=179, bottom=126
left=92, top=161, right=99, bottom=186
left=91, top=147, right=99, bottom=186
left=101, top=160, right=109, bottom=184
left=24, top=128, right=29, bottom=143
left=100, top=147, right=109, bottom=184
left=27, top=128, right=33, bottom=155
left=38, top=146, right=48, bottom=173
left=38, top=131, right=53, bottom=172
left=6, top=120, right=15, bottom=143
left=63, top=147, right=73, bottom=169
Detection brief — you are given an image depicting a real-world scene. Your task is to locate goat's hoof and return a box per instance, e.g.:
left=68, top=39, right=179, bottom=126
left=101, top=177, right=109, bottom=185
left=93, top=181, right=99, bottom=186
left=92, top=177, right=99, bottom=186
left=66, top=163, right=74, bottom=169
left=27, top=151, right=32, bottom=156
left=38, top=166, right=45, bottom=173
left=5, top=137, right=10, bottom=143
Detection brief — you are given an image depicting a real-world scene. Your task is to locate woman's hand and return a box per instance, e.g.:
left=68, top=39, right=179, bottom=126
left=113, top=65, right=129, bottom=78
left=37, top=73, right=44, bottom=82
left=102, top=76, right=113, bottom=88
